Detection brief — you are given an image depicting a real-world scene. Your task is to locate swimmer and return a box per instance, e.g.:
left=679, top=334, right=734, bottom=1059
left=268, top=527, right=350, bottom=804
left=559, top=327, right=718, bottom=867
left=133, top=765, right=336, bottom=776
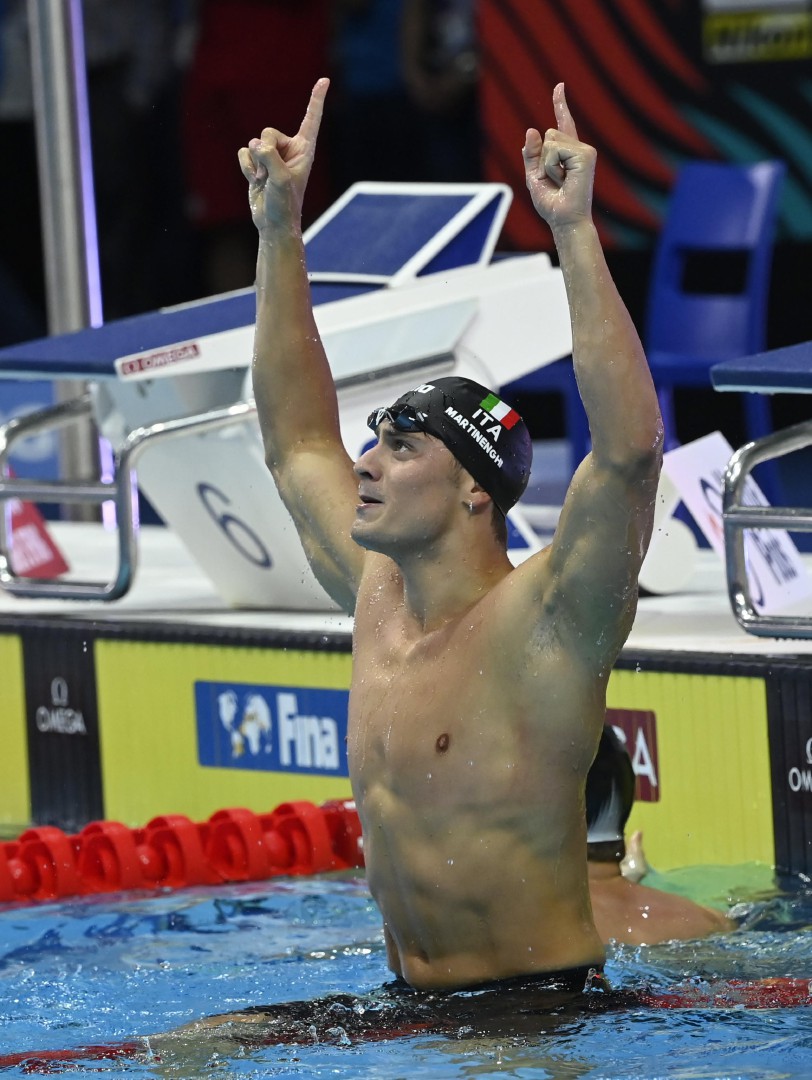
left=236, top=78, right=663, bottom=994
left=587, top=727, right=736, bottom=946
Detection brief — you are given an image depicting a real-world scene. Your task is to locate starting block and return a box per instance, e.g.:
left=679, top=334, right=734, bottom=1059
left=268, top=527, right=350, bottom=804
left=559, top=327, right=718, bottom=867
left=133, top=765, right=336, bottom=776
left=0, top=182, right=572, bottom=608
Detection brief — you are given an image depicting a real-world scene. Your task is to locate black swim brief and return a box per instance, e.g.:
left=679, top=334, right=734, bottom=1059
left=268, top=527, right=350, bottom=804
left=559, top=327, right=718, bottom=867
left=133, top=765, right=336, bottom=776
left=419, top=964, right=612, bottom=997
left=232, top=965, right=613, bottom=1046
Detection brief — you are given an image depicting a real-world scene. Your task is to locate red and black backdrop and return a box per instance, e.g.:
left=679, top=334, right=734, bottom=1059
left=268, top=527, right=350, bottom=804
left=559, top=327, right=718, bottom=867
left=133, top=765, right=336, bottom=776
left=478, top=0, right=812, bottom=393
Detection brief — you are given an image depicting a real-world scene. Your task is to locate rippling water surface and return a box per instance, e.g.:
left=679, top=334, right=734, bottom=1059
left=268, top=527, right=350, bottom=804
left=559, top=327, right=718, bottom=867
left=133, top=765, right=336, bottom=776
left=0, top=865, right=810, bottom=1078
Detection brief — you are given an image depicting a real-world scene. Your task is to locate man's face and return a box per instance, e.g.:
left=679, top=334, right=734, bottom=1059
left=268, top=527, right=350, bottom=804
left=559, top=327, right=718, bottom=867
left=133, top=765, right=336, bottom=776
left=351, top=421, right=466, bottom=556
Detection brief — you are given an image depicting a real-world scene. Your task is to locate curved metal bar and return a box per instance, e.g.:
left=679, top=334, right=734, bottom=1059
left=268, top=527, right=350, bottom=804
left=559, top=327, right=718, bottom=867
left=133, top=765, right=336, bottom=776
left=0, top=397, right=258, bottom=601
left=723, top=419, right=812, bottom=637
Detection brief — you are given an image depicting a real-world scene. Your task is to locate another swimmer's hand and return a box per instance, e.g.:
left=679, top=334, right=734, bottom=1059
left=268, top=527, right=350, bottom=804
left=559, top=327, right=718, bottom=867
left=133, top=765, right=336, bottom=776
left=620, top=829, right=652, bottom=884
left=522, top=83, right=595, bottom=231
left=238, top=78, right=329, bottom=236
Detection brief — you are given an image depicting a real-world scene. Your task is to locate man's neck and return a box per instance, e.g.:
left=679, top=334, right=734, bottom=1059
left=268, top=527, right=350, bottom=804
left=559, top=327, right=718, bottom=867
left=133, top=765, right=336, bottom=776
left=395, top=539, right=513, bottom=633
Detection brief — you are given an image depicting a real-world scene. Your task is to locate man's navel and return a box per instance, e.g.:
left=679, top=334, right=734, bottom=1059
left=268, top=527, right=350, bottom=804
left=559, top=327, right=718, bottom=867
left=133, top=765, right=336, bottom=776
left=435, top=733, right=450, bottom=753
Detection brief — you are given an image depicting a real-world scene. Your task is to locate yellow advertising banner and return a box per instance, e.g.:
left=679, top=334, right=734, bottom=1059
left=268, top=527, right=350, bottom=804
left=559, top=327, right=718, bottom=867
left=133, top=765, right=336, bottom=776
left=0, top=634, right=29, bottom=833
left=95, top=640, right=354, bottom=827
left=607, top=668, right=773, bottom=870
left=94, top=638, right=775, bottom=871
left=703, top=7, right=812, bottom=63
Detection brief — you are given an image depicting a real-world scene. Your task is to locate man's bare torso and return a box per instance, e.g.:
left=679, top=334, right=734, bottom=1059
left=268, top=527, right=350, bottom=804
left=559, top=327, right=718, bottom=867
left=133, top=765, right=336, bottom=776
left=347, top=556, right=606, bottom=990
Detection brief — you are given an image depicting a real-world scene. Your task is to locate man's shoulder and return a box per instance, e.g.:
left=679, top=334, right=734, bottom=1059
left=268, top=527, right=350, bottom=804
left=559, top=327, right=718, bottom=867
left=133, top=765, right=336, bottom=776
left=636, top=882, right=732, bottom=927
left=356, top=554, right=402, bottom=603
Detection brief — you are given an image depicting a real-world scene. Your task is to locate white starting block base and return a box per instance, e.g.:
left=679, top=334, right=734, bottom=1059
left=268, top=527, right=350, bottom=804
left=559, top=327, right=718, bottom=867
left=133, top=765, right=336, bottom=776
left=5, top=519, right=812, bottom=658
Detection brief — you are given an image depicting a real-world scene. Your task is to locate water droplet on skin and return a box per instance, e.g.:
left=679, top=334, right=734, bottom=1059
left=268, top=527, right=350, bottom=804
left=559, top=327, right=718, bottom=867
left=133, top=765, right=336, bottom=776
left=447, top=859, right=454, bottom=866
left=426, top=773, right=432, bottom=781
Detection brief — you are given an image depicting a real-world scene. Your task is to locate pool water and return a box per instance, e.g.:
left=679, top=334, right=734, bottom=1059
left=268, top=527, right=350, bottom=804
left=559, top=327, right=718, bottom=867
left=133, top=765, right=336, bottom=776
left=0, top=866, right=810, bottom=1078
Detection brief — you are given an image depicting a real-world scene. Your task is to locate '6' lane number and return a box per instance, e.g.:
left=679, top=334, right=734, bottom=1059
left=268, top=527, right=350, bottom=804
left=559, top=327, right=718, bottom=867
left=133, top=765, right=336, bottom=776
left=196, top=482, right=272, bottom=568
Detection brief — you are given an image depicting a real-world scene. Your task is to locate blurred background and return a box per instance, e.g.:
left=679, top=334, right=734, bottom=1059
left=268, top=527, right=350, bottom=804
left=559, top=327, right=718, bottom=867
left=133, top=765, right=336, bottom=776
left=0, top=0, right=810, bottom=454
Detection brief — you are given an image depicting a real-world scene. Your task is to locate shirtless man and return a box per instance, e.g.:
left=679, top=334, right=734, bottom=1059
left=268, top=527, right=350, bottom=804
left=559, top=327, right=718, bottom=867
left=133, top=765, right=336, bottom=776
left=587, top=727, right=735, bottom=947
left=237, top=78, right=663, bottom=993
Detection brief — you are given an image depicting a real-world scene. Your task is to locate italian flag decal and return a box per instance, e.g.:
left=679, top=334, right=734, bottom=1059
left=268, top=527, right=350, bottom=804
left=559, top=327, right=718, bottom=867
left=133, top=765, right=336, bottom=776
left=480, top=393, right=520, bottom=429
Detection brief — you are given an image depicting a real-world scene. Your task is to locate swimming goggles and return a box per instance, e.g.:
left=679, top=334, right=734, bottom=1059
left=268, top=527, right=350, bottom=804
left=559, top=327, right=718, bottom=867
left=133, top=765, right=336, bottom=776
left=366, top=404, right=428, bottom=434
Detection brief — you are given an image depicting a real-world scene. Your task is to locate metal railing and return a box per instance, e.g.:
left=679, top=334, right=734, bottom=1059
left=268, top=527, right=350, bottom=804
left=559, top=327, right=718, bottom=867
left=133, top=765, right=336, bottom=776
left=723, top=418, right=812, bottom=637
left=0, top=396, right=258, bottom=601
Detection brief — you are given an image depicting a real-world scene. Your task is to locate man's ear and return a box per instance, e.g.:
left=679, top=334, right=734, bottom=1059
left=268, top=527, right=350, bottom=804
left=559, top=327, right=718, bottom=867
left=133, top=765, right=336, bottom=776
left=465, top=481, right=491, bottom=514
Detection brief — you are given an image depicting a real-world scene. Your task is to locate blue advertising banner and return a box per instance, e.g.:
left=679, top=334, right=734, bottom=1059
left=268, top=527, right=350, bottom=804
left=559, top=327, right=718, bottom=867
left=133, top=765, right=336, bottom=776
left=195, top=681, right=350, bottom=777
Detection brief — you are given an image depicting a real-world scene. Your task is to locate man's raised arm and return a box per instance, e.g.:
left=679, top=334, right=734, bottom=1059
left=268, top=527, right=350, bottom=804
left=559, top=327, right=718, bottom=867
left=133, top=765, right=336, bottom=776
left=521, top=85, right=664, bottom=665
left=238, top=79, right=365, bottom=611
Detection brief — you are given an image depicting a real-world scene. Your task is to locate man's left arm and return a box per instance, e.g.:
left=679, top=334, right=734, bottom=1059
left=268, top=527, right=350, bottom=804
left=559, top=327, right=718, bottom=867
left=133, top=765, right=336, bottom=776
left=519, top=85, right=664, bottom=668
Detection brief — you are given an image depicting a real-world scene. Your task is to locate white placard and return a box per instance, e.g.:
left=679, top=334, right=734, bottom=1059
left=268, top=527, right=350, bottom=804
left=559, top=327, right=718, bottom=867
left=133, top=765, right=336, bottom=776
left=662, top=431, right=812, bottom=614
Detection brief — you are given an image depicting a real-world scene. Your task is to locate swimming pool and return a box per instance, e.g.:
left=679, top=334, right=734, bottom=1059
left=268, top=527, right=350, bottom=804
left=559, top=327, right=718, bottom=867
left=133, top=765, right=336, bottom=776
left=0, top=866, right=810, bottom=1078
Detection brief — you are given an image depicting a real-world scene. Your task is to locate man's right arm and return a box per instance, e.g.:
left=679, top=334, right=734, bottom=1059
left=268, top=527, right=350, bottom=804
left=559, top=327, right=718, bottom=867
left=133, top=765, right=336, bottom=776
left=515, top=86, right=663, bottom=673
left=240, top=80, right=365, bottom=612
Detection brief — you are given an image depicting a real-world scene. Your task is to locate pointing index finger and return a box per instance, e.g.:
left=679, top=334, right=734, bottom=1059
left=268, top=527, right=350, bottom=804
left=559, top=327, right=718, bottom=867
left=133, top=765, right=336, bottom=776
left=553, top=82, right=578, bottom=140
left=298, top=77, right=330, bottom=142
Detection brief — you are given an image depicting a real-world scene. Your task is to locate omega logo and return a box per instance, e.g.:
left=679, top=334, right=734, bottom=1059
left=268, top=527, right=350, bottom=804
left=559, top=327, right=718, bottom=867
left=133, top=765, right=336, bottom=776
left=786, top=737, right=812, bottom=795
left=35, top=676, right=87, bottom=735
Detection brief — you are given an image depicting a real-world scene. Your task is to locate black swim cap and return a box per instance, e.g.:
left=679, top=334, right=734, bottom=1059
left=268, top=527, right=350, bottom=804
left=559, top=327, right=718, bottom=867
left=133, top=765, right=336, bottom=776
left=367, top=377, right=532, bottom=516
left=586, top=727, right=636, bottom=844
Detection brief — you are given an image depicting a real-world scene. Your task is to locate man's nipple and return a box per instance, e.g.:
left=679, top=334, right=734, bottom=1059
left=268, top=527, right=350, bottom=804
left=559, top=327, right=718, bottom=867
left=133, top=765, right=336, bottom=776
left=435, top=733, right=450, bottom=753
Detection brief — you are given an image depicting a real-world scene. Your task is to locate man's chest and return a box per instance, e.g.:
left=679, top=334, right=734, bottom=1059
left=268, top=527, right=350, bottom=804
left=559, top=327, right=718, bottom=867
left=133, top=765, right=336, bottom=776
left=346, top=622, right=552, bottom=799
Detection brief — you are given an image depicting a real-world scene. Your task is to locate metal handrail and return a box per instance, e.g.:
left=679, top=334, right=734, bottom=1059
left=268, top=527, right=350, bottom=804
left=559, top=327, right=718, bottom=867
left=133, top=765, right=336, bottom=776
left=723, top=419, right=812, bottom=637
left=0, top=397, right=258, bottom=601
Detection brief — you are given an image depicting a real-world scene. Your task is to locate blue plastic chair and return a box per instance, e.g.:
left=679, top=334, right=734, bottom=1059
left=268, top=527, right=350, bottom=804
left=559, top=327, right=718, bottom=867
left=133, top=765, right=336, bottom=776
left=503, top=160, right=785, bottom=488
left=646, top=160, right=785, bottom=453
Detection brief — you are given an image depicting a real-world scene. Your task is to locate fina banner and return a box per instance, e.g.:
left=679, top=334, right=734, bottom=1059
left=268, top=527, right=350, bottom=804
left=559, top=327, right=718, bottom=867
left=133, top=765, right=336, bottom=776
left=195, top=681, right=349, bottom=777
left=605, top=708, right=660, bottom=803
left=662, top=430, right=812, bottom=615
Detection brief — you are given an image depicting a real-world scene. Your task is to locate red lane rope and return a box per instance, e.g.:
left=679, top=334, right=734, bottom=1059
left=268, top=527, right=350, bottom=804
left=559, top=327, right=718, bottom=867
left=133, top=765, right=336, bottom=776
left=0, top=799, right=364, bottom=905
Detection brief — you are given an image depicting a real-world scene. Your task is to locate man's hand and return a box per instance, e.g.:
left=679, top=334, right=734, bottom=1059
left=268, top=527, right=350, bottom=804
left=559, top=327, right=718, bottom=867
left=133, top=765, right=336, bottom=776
left=620, top=830, right=653, bottom=884
left=523, top=83, right=595, bottom=229
left=238, top=78, right=329, bottom=236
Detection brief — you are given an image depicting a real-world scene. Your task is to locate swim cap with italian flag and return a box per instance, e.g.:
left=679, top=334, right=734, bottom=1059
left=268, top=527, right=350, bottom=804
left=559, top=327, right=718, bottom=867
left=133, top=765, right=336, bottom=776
left=375, top=377, right=532, bottom=516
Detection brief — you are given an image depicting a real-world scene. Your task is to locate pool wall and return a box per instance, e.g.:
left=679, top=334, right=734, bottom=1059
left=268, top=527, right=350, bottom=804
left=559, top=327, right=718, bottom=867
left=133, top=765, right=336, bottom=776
left=0, top=618, right=810, bottom=876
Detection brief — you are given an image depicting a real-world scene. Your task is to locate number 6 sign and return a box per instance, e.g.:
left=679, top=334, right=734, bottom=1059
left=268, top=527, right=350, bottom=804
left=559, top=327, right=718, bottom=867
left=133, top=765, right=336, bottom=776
left=196, top=482, right=273, bottom=569
left=134, top=424, right=339, bottom=610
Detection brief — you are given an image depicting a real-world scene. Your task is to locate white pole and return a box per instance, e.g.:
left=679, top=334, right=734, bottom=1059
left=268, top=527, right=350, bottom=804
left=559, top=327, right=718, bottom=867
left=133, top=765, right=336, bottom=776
left=27, top=0, right=102, bottom=508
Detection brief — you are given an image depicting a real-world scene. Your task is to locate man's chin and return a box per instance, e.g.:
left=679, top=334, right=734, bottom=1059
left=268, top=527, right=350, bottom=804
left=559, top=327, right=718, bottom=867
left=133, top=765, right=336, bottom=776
left=350, top=519, right=383, bottom=553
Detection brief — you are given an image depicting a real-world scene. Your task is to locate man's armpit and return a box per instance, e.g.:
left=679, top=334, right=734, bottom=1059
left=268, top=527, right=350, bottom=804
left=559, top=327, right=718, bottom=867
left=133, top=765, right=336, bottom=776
left=299, top=531, right=361, bottom=614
